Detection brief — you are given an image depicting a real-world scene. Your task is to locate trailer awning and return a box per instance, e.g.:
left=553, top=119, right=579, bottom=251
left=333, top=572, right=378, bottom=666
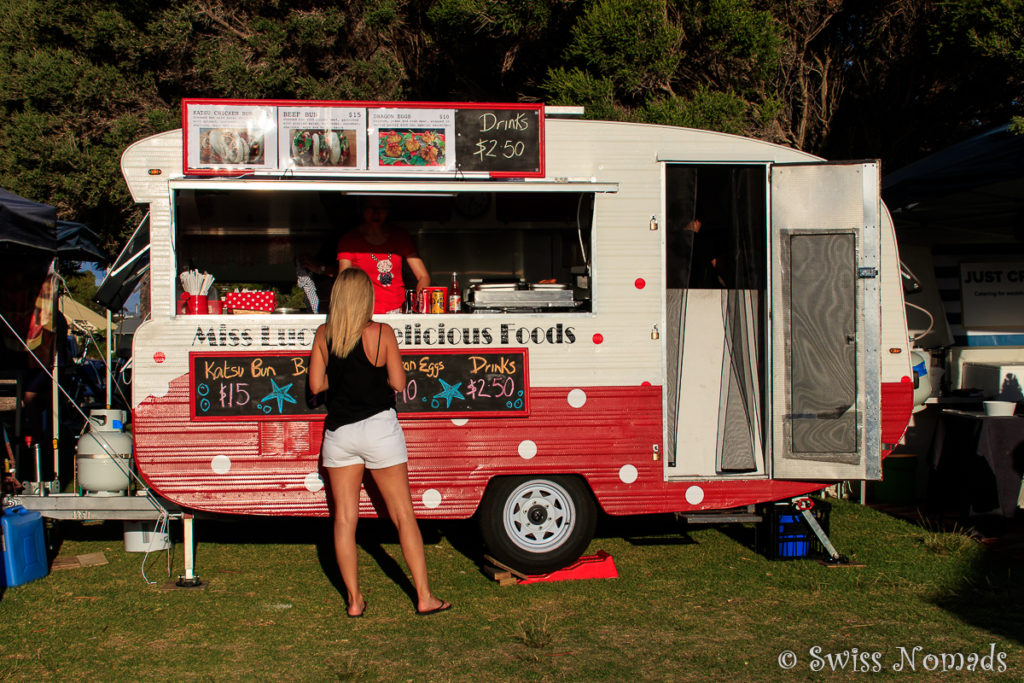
left=167, top=178, right=619, bottom=195
left=95, top=214, right=150, bottom=312
left=882, top=124, right=1024, bottom=242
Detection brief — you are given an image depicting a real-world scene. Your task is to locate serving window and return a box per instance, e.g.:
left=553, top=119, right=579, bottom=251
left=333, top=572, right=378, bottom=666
left=172, top=187, right=594, bottom=314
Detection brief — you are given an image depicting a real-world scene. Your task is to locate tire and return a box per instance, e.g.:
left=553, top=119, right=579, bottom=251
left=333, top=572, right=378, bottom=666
left=478, top=475, right=597, bottom=574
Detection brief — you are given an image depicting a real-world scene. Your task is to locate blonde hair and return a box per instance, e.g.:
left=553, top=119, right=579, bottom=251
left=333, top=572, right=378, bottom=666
left=326, top=269, right=375, bottom=357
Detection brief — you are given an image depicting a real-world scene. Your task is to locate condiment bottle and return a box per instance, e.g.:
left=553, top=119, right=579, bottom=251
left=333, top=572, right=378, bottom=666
left=448, top=272, right=462, bottom=313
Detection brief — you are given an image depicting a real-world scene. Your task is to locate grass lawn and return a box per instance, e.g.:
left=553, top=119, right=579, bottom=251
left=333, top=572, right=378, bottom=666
left=1, top=499, right=1020, bottom=681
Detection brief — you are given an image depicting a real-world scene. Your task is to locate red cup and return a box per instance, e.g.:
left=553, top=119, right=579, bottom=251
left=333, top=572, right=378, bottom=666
left=207, top=300, right=223, bottom=314
left=185, top=294, right=208, bottom=315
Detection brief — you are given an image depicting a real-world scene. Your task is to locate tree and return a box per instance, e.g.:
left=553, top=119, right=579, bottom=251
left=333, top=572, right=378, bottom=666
left=822, top=0, right=1024, bottom=168
left=543, top=0, right=790, bottom=141
left=2, top=0, right=1023, bottom=252
left=0, top=0, right=425, bottom=252
left=0, top=1, right=175, bottom=252
left=424, top=0, right=579, bottom=100
left=62, top=267, right=102, bottom=314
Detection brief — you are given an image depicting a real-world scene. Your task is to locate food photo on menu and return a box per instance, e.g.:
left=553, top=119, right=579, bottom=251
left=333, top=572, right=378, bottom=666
left=289, top=129, right=356, bottom=167
left=198, top=128, right=265, bottom=165
left=378, top=129, right=446, bottom=167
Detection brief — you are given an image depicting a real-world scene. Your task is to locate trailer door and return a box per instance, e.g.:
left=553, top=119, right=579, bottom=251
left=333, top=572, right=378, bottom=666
left=769, top=162, right=881, bottom=481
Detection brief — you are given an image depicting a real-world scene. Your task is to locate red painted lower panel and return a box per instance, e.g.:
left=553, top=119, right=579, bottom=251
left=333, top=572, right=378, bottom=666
left=880, top=378, right=914, bottom=457
left=134, top=376, right=910, bottom=517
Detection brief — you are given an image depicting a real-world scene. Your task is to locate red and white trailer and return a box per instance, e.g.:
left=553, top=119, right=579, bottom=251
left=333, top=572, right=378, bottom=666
left=118, top=100, right=913, bottom=572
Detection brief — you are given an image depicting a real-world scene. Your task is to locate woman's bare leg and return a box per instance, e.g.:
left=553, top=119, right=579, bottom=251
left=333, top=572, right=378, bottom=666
left=370, top=463, right=447, bottom=613
left=327, top=464, right=367, bottom=616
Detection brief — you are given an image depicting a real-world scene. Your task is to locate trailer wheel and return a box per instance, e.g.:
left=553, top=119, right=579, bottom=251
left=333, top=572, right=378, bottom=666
left=479, top=476, right=596, bottom=574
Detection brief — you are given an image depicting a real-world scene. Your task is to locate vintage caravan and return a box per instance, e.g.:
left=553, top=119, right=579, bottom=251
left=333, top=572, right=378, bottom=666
left=114, top=100, right=913, bottom=572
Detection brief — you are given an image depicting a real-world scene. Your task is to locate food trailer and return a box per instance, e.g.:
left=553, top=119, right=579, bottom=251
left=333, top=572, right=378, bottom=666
left=112, top=99, right=913, bottom=572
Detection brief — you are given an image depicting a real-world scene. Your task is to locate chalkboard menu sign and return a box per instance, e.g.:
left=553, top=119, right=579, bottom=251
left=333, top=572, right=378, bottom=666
left=189, top=348, right=529, bottom=421
left=396, top=348, right=530, bottom=417
left=191, top=351, right=320, bottom=421
left=454, top=108, right=544, bottom=176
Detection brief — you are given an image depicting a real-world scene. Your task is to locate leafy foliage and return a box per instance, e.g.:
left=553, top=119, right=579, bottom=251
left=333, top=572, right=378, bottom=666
left=564, top=0, right=684, bottom=99
left=638, top=88, right=751, bottom=135
left=62, top=268, right=101, bottom=314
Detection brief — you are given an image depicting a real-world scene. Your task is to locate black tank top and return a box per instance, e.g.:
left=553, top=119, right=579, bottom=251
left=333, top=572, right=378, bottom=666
left=324, top=325, right=396, bottom=430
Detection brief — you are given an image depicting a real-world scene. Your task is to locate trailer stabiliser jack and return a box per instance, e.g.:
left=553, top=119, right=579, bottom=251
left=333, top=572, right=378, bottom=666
left=794, top=497, right=849, bottom=564
left=175, top=514, right=203, bottom=588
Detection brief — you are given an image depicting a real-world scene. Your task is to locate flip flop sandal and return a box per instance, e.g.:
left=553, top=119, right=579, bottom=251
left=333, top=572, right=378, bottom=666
left=416, top=600, right=452, bottom=616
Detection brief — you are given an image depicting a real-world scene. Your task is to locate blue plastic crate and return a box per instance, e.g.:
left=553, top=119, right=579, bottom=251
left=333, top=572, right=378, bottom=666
left=1, top=505, right=49, bottom=587
left=757, top=501, right=830, bottom=560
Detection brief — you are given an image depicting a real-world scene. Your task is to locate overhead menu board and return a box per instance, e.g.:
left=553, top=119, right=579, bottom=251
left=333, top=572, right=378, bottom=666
left=183, top=99, right=544, bottom=177
left=189, top=348, right=529, bottom=421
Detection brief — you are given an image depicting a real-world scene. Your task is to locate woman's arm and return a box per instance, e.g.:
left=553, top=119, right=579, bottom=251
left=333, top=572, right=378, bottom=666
left=308, top=325, right=330, bottom=394
left=380, top=324, right=407, bottom=392
left=406, top=256, right=430, bottom=296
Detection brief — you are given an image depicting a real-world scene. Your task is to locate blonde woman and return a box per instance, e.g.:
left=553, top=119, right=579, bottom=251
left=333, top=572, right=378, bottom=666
left=309, top=269, right=450, bottom=617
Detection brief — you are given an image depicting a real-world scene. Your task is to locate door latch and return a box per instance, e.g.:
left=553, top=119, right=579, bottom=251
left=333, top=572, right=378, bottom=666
left=857, top=267, right=878, bottom=279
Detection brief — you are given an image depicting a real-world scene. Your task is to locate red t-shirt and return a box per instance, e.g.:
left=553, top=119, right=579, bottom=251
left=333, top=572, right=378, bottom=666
left=337, top=228, right=419, bottom=313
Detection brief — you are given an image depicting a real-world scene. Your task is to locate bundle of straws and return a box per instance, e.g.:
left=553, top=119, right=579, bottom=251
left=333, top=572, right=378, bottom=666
left=180, top=269, right=214, bottom=296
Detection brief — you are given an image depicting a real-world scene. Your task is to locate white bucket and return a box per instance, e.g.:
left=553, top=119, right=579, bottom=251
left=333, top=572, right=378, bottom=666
left=123, top=521, right=172, bottom=553
left=983, top=401, right=1017, bottom=417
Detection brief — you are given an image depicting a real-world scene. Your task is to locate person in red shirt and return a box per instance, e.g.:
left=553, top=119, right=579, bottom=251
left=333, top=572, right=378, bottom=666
left=337, top=198, right=430, bottom=313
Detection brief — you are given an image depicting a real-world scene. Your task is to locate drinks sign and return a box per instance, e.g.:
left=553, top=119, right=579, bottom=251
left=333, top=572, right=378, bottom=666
left=454, top=108, right=543, bottom=175
left=396, top=348, right=529, bottom=417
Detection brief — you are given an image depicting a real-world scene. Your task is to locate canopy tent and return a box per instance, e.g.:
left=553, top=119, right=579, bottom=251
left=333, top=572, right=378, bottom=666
left=1, top=187, right=107, bottom=374
left=881, top=124, right=1024, bottom=244
left=0, top=190, right=111, bottom=489
left=56, top=220, right=107, bottom=263
left=0, top=187, right=57, bottom=253
left=59, top=295, right=107, bottom=334
left=0, top=187, right=107, bottom=261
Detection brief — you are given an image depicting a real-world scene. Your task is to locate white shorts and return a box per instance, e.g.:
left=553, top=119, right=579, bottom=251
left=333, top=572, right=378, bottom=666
left=321, top=409, right=408, bottom=470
